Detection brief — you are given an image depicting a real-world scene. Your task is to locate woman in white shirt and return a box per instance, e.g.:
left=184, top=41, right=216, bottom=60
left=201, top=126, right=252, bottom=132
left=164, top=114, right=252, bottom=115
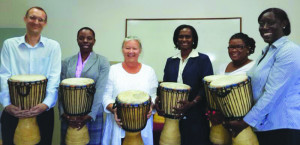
left=102, top=36, right=158, bottom=145
left=219, top=32, right=256, bottom=75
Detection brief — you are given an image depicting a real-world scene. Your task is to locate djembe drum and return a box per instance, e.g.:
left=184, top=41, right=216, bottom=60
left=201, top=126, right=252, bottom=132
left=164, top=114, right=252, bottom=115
left=114, top=90, right=151, bottom=145
left=8, top=74, right=48, bottom=145
left=209, top=75, right=259, bottom=145
left=203, top=75, right=231, bottom=145
left=159, top=82, right=190, bottom=145
left=60, top=78, right=95, bottom=145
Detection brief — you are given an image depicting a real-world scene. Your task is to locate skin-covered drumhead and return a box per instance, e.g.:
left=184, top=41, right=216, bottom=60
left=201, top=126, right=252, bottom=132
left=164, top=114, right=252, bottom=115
left=203, top=75, right=227, bottom=82
left=9, top=74, right=46, bottom=82
left=160, top=82, right=190, bottom=90
left=61, top=78, right=94, bottom=86
left=117, top=90, right=149, bottom=104
left=209, top=75, right=248, bottom=88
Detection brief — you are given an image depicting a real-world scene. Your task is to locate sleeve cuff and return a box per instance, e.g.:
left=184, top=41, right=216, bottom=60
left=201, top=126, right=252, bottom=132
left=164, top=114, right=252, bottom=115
left=88, top=112, right=97, bottom=121
left=103, top=100, right=115, bottom=114
left=1, top=91, right=11, bottom=108
left=243, top=112, right=259, bottom=127
left=43, top=93, right=58, bottom=110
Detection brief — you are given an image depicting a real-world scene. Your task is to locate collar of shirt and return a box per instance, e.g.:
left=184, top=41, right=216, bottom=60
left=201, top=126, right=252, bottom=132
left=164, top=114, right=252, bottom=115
left=260, top=36, right=287, bottom=57
left=75, top=52, right=92, bottom=78
left=271, top=36, right=287, bottom=49
left=173, top=49, right=198, bottom=83
left=18, top=35, right=45, bottom=48
left=171, top=49, right=199, bottom=60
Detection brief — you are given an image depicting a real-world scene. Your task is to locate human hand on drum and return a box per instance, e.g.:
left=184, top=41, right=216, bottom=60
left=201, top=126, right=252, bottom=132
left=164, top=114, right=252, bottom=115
left=26, top=103, right=48, bottom=117
left=147, top=103, right=154, bottom=119
left=222, top=119, right=249, bottom=137
left=113, top=108, right=123, bottom=127
left=4, top=104, right=30, bottom=118
left=173, top=100, right=194, bottom=117
left=205, top=110, right=225, bottom=126
left=63, top=114, right=92, bottom=130
left=154, top=97, right=165, bottom=116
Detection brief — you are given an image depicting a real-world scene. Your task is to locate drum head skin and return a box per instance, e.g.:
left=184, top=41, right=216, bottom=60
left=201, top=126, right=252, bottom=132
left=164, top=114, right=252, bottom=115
left=203, top=75, right=227, bottom=83
left=160, top=82, right=191, bottom=91
left=61, top=78, right=95, bottom=86
left=9, top=74, right=46, bottom=82
left=209, top=75, right=248, bottom=88
left=117, top=90, right=150, bottom=104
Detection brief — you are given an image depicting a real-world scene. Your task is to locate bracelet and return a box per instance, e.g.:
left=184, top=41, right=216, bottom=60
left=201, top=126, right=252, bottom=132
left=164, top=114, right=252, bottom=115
left=192, top=99, right=198, bottom=104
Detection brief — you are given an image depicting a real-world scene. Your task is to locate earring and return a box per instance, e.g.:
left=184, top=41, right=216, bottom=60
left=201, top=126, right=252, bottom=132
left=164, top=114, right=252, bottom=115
left=283, top=26, right=286, bottom=29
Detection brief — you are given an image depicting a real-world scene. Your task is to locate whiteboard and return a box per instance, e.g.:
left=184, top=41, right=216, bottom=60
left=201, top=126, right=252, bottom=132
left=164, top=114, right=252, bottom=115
left=126, top=18, right=241, bottom=81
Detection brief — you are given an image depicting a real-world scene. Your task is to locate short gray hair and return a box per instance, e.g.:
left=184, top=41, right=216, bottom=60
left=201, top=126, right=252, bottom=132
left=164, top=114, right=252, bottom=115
left=122, top=36, right=142, bottom=49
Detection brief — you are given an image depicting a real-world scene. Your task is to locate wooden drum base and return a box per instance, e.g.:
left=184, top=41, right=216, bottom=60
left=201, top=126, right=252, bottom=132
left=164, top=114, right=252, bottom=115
left=232, top=126, right=259, bottom=145
left=14, top=117, right=40, bottom=145
left=159, top=118, right=180, bottom=145
left=123, top=131, right=144, bottom=145
left=210, top=124, right=231, bottom=145
left=65, top=125, right=89, bottom=145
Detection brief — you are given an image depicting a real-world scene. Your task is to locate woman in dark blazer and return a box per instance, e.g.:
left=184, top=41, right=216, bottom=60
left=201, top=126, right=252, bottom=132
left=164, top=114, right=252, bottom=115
left=60, top=27, right=110, bottom=145
left=157, top=24, right=213, bottom=145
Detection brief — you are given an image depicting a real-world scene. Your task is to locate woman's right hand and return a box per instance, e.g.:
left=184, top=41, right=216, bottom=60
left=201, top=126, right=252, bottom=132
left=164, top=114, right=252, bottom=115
left=154, top=96, right=165, bottom=116
left=223, top=119, right=249, bottom=137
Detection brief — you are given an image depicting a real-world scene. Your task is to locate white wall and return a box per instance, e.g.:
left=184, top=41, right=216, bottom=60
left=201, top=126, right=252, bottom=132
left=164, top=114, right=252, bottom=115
left=1, top=0, right=300, bottom=144
left=1, top=0, right=300, bottom=65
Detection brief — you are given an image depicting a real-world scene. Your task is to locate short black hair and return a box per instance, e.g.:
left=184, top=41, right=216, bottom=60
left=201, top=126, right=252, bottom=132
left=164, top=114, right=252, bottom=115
left=230, top=32, right=256, bottom=55
left=173, top=24, right=198, bottom=49
left=77, top=27, right=96, bottom=38
left=25, top=6, right=47, bottom=22
left=258, top=8, right=291, bottom=36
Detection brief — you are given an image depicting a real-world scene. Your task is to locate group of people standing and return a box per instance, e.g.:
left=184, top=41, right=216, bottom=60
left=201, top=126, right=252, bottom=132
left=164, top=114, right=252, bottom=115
left=1, top=6, right=300, bottom=145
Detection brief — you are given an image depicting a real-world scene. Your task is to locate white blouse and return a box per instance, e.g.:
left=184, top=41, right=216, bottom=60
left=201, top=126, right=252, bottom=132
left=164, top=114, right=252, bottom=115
left=102, top=63, right=158, bottom=145
left=218, top=61, right=256, bottom=75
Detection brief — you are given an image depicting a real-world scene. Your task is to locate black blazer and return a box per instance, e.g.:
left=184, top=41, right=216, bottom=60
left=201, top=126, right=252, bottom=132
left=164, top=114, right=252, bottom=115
left=163, top=52, right=213, bottom=118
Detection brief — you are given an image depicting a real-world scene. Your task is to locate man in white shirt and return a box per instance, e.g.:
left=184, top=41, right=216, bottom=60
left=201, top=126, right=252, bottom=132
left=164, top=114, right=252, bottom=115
left=0, top=7, right=61, bottom=145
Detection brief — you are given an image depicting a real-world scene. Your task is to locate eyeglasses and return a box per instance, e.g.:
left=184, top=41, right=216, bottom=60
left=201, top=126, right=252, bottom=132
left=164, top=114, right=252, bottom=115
left=227, top=45, right=245, bottom=51
left=28, top=15, right=46, bottom=23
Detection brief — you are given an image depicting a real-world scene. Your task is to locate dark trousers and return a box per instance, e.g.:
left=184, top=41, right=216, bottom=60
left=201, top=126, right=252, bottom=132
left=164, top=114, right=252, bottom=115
left=1, top=108, right=54, bottom=145
left=179, top=116, right=212, bottom=145
left=256, top=129, right=300, bottom=145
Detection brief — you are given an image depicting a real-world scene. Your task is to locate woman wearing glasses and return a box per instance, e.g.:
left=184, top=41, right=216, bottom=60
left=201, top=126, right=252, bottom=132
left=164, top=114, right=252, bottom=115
left=208, top=33, right=256, bottom=145
left=219, top=33, right=256, bottom=75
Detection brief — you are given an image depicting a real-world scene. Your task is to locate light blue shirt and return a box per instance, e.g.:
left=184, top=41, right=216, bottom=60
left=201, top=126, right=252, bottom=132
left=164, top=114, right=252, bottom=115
left=244, top=36, right=300, bottom=131
left=0, top=35, right=61, bottom=109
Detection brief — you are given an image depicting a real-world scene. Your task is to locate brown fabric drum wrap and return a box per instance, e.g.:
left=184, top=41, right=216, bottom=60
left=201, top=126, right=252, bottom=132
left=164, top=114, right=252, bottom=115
left=60, top=78, right=95, bottom=116
left=114, top=90, right=151, bottom=132
left=8, top=75, right=47, bottom=109
left=159, top=82, right=190, bottom=119
left=209, top=75, right=253, bottom=119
